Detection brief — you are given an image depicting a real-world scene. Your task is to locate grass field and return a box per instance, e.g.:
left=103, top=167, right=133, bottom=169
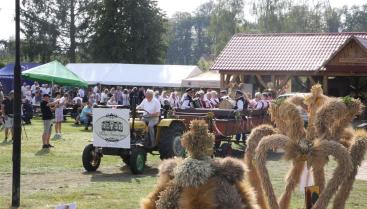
left=0, top=119, right=366, bottom=209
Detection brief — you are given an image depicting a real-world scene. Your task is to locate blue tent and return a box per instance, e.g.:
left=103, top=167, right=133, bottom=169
left=0, top=63, right=40, bottom=93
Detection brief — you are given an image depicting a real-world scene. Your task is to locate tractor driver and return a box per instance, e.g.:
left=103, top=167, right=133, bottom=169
left=137, top=89, right=161, bottom=148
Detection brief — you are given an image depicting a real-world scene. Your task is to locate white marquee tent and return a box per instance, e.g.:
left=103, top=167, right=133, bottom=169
left=66, top=63, right=202, bottom=87
left=181, top=71, right=220, bottom=89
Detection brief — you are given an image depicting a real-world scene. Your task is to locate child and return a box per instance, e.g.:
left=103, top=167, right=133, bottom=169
left=53, top=92, right=64, bottom=139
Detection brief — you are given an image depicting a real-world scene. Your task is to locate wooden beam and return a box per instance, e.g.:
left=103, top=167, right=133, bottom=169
left=240, top=74, right=245, bottom=83
left=225, top=73, right=231, bottom=84
left=323, top=76, right=328, bottom=94
left=308, top=76, right=316, bottom=85
left=294, top=76, right=308, bottom=90
left=231, top=74, right=239, bottom=83
left=220, top=73, right=225, bottom=88
left=255, top=74, right=268, bottom=89
left=277, top=76, right=291, bottom=90
left=271, top=75, right=276, bottom=89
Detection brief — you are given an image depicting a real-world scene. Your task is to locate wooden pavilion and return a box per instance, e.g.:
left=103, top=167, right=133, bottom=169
left=210, top=33, right=367, bottom=97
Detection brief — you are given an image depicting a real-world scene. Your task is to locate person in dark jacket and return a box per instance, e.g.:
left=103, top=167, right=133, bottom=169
left=22, top=99, right=33, bottom=125
left=181, top=88, right=195, bottom=109
left=40, top=94, right=57, bottom=148
left=234, top=90, right=249, bottom=143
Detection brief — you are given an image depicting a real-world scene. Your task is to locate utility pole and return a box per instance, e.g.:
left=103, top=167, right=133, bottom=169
left=12, top=0, right=22, bottom=207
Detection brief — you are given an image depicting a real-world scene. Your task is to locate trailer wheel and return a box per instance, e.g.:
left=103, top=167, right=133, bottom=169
left=129, top=147, right=147, bottom=174
left=82, top=144, right=101, bottom=172
left=158, top=122, right=186, bottom=160
left=216, top=143, right=232, bottom=158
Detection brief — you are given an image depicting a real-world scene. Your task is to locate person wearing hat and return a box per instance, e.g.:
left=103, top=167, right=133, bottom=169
left=181, top=88, right=195, bottom=109
left=40, top=94, right=58, bottom=148
left=234, top=90, right=249, bottom=143
left=234, top=90, right=248, bottom=111
left=1, top=91, right=14, bottom=143
left=219, top=89, right=229, bottom=102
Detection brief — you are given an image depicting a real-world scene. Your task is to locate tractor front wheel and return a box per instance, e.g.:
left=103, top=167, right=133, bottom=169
left=129, top=147, right=147, bottom=174
left=82, top=144, right=101, bottom=172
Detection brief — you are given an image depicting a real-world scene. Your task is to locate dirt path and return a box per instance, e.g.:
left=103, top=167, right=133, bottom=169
left=1, top=158, right=365, bottom=197
left=0, top=165, right=158, bottom=196
left=356, top=161, right=367, bottom=181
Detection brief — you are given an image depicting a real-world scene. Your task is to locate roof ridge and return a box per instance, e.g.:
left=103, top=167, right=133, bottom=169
left=234, top=32, right=367, bottom=37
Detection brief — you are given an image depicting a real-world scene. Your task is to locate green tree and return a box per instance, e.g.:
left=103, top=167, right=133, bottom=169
left=21, top=0, right=60, bottom=63
left=256, top=0, right=288, bottom=32
left=165, top=12, right=194, bottom=64
left=89, top=0, right=167, bottom=64
left=22, top=0, right=97, bottom=63
left=0, top=40, right=15, bottom=64
left=342, top=4, right=367, bottom=32
left=325, top=8, right=342, bottom=32
left=282, top=4, right=310, bottom=32
left=192, top=1, right=215, bottom=62
left=165, top=1, right=215, bottom=65
left=55, top=0, right=98, bottom=62
left=209, top=0, right=244, bottom=55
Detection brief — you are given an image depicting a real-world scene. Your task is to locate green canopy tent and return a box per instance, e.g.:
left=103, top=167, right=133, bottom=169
left=21, top=60, right=88, bottom=88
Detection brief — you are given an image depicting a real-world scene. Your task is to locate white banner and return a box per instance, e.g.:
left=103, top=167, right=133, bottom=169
left=93, top=108, right=131, bottom=149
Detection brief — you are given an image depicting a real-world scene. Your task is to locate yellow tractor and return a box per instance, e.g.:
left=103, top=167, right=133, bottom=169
left=82, top=106, right=186, bottom=174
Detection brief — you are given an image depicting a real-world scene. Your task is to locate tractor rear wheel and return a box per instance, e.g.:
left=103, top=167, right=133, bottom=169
left=82, top=144, right=101, bottom=172
left=129, top=147, right=147, bottom=174
left=158, top=122, right=186, bottom=160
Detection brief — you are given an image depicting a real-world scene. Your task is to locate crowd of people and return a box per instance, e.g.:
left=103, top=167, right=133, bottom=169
left=0, top=81, right=274, bottom=148
left=180, top=87, right=274, bottom=111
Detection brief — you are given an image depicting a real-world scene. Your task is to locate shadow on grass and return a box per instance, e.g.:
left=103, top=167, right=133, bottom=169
left=267, top=151, right=283, bottom=161
left=70, top=123, right=82, bottom=128
left=0, top=141, right=13, bottom=146
left=85, top=165, right=158, bottom=182
left=35, top=148, right=50, bottom=156
left=222, top=144, right=283, bottom=161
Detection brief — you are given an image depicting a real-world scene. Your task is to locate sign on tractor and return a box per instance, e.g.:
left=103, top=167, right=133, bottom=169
left=93, top=108, right=130, bottom=148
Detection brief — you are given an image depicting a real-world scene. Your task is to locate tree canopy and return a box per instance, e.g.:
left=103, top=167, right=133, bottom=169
left=0, top=0, right=366, bottom=67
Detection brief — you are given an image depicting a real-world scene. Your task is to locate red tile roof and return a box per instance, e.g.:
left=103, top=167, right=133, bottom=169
left=210, top=33, right=367, bottom=72
left=356, top=37, right=367, bottom=51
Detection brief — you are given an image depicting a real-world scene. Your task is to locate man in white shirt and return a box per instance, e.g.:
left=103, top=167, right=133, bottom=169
left=31, top=81, right=39, bottom=94
left=137, top=89, right=161, bottom=148
left=41, top=84, right=51, bottom=96
left=73, top=94, right=83, bottom=104
left=78, top=88, right=85, bottom=98
left=21, top=82, right=27, bottom=96
left=93, top=84, right=99, bottom=94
